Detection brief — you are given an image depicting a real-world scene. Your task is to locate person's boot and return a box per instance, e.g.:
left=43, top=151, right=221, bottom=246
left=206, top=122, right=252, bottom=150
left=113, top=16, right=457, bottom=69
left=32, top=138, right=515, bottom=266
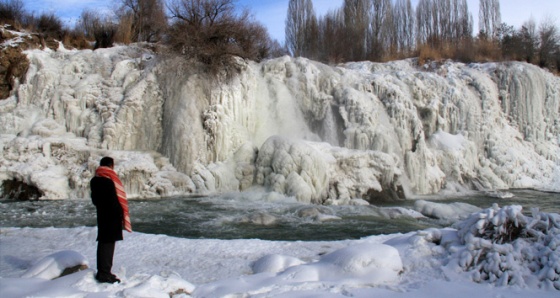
left=109, top=273, right=121, bottom=283
left=95, top=272, right=119, bottom=284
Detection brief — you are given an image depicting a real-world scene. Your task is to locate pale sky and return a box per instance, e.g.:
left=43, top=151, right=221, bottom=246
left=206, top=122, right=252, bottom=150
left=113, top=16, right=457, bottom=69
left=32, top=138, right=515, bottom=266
left=22, top=0, right=560, bottom=43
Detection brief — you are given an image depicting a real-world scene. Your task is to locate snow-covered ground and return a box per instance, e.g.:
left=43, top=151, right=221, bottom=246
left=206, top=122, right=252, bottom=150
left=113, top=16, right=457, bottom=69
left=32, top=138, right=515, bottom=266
left=1, top=204, right=559, bottom=297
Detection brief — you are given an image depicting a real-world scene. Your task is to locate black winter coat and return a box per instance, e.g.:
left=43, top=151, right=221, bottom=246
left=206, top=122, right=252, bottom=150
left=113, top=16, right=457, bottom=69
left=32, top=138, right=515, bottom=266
left=91, top=176, right=124, bottom=243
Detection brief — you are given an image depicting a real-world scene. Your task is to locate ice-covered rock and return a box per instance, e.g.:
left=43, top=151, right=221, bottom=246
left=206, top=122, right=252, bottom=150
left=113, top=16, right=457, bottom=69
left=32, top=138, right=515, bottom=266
left=255, top=136, right=330, bottom=204
left=255, top=136, right=403, bottom=204
left=414, top=200, right=481, bottom=221
left=238, top=212, right=278, bottom=225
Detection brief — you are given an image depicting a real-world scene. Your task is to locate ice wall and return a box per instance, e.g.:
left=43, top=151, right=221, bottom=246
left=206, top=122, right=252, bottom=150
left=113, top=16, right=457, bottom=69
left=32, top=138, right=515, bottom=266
left=1, top=36, right=559, bottom=201
left=1, top=44, right=192, bottom=199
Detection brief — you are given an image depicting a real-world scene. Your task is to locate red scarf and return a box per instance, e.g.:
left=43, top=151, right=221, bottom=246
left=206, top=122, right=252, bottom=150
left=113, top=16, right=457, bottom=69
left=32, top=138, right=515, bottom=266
left=95, top=166, right=132, bottom=233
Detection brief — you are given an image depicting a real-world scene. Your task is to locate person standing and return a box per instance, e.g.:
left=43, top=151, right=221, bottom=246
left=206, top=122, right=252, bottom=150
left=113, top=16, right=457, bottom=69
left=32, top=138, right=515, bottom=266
left=90, top=157, right=132, bottom=283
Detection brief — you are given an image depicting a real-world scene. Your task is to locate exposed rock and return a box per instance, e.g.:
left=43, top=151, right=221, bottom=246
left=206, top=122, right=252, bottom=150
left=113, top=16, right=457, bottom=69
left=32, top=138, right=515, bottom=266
left=0, top=26, right=63, bottom=100
left=0, top=43, right=29, bottom=99
left=169, top=288, right=191, bottom=296
left=239, top=212, right=277, bottom=225
left=1, top=179, right=43, bottom=201
left=365, top=184, right=406, bottom=203
left=58, top=264, right=89, bottom=279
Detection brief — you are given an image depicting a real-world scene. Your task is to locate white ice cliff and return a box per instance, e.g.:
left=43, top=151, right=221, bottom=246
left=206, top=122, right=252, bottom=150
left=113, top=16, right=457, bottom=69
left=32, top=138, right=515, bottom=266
left=1, top=34, right=559, bottom=201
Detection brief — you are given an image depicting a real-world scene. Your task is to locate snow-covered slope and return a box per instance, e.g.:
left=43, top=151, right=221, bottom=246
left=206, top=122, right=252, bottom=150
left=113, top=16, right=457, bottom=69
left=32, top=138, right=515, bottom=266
left=1, top=29, right=559, bottom=201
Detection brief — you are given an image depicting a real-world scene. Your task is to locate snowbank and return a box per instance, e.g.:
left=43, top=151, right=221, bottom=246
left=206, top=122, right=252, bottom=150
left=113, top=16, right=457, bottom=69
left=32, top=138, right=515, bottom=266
left=21, top=250, right=87, bottom=280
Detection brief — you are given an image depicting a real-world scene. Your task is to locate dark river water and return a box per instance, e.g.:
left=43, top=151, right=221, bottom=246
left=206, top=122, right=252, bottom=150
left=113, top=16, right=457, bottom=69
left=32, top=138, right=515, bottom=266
left=1, top=189, right=558, bottom=241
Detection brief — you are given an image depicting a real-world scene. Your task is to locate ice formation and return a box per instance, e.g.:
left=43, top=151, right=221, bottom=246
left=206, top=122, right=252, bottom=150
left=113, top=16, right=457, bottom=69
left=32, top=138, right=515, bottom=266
left=0, top=27, right=559, bottom=201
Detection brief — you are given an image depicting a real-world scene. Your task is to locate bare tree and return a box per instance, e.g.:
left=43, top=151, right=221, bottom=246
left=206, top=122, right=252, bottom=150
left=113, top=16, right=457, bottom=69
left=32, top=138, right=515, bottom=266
left=457, top=0, right=472, bottom=40
left=341, top=0, right=371, bottom=61
left=437, top=0, right=451, bottom=41
left=416, top=0, right=472, bottom=48
left=555, top=46, right=560, bottom=72
left=76, top=9, right=101, bottom=39
left=519, top=18, right=538, bottom=63
left=167, top=0, right=274, bottom=73
left=0, top=0, right=25, bottom=27
left=317, top=8, right=345, bottom=63
left=394, top=0, right=415, bottom=55
left=369, top=0, right=392, bottom=61
left=416, top=0, right=433, bottom=46
left=285, top=0, right=317, bottom=58
left=537, top=18, right=559, bottom=69
left=496, top=22, right=519, bottom=60
left=93, top=22, right=117, bottom=49
left=440, top=0, right=471, bottom=42
left=118, top=0, right=167, bottom=43
left=168, top=0, right=238, bottom=60
left=74, top=9, right=119, bottom=48
left=35, top=12, right=64, bottom=39
left=267, top=39, right=289, bottom=58
left=479, top=0, right=501, bottom=39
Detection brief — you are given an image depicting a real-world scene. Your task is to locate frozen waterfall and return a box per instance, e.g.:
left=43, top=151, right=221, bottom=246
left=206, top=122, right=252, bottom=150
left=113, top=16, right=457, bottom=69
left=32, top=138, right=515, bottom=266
left=0, top=39, right=559, bottom=202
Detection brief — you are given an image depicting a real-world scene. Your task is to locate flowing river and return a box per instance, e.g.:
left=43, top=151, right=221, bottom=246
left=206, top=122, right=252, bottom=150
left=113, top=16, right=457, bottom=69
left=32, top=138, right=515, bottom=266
left=1, top=190, right=558, bottom=241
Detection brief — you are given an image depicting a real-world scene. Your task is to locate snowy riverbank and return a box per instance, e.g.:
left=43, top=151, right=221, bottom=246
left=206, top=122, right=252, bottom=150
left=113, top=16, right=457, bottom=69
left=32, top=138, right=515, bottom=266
left=1, top=204, right=558, bottom=297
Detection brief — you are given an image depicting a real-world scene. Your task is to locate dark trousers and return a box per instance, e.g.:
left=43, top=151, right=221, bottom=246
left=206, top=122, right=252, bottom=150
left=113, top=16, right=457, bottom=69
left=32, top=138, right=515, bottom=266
left=96, top=241, right=116, bottom=277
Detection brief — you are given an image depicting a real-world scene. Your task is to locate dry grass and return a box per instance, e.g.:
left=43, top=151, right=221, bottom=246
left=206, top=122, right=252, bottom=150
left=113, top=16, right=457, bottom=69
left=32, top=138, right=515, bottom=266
left=115, top=14, right=134, bottom=45
left=473, top=38, right=502, bottom=62
left=416, top=38, right=508, bottom=66
left=417, top=44, right=443, bottom=65
left=61, top=31, right=91, bottom=50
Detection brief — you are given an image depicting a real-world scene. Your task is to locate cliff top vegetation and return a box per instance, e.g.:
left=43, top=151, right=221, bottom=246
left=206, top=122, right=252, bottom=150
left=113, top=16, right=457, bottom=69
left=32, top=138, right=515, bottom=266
left=1, top=0, right=559, bottom=78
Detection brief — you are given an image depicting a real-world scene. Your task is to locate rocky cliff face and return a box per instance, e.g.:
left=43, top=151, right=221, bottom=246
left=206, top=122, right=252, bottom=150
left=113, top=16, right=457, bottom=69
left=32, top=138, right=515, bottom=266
left=1, top=27, right=558, bottom=202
